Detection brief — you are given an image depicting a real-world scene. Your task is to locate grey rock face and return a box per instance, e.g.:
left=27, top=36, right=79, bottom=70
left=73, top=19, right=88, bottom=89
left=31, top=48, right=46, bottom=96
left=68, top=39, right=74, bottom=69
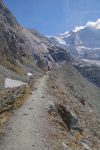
left=0, top=85, right=26, bottom=113
left=0, top=0, right=71, bottom=73
left=70, top=114, right=79, bottom=129
left=57, top=104, right=79, bottom=131
left=74, top=60, right=100, bottom=87
left=46, top=101, right=56, bottom=114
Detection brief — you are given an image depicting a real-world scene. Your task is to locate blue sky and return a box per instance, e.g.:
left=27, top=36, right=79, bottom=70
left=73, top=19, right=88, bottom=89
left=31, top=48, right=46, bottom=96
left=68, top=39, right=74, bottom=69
left=4, top=0, right=100, bottom=35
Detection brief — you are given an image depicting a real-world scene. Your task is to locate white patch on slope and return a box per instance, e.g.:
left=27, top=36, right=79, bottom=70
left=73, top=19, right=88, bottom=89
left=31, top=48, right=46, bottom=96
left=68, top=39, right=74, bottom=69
left=82, top=59, right=100, bottom=66
left=58, top=31, right=71, bottom=37
left=59, top=31, right=69, bottom=36
left=58, top=31, right=72, bottom=38
left=76, top=46, right=100, bottom=53
left=4, top=78, right=27, bottom=88
left=76, top=46, right=91, bottom=53
left=73, top=26, right=86, bottom=32
left=54, top=36, right=66, bottom=45
left=27, top=72, right=33, bottom=76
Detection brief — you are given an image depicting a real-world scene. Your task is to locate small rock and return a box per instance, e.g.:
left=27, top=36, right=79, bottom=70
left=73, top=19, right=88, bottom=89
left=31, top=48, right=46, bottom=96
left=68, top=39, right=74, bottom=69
left=70, top=114, right=79, bottom=129
left=44, top=92, right=48, bottom=94
left=52, top=85, right=55, bottom=89
left=30, top=92, right=32, bottom=95
left=42, top=138, right=48, bottom=146
left=34, top=114, right=37, bottom=118
left=42, top=138, right=46, bottom=142
left=72, top=127, right=83, bottom=134
left=79, top=97, right=86, bottom=105
left=29, top=107, right=33, bottom=110
left=41, top=96, right=45, bottom=98
left=23, top=113, right=29, bottom=115
left=81, top=142, right=92, bottom=150
left=35, top=130, right=39, bottom=133
left=46, top=101, right=56, bottom=114
left=62, top=142, right=67, bottom=150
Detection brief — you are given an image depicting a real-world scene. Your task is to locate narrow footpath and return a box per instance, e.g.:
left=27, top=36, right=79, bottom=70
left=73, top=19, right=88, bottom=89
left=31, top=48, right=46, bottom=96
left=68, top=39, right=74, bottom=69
left=0, top=75, right=52, bottom=150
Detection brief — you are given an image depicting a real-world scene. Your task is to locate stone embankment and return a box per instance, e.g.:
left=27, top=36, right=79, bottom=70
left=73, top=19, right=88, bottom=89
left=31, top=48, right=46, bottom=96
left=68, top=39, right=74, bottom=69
left=0, top=85, right=27, bottom=114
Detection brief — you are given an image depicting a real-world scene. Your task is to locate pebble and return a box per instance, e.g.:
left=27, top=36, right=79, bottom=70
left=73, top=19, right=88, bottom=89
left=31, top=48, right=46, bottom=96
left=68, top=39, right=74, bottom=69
left=23, top=113, right=29, bottom=115
left=62, top=142, right=67, bottom=150
left=29, top=107, right=33, bottom=110
left=41, top=96, right=45, bottom=98
left=35, top=130, right=39, bottom=133
left=81, top=142, right=92, bottom=150
left=34, top=114, right=37, bottom=118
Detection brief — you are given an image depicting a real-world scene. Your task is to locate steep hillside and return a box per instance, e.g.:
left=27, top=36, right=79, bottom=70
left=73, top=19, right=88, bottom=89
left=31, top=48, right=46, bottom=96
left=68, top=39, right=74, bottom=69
left=50, top=63, right=100, bottom=114
left=74, top=59, right=100, bottom=87
left=48, top=63, right=100, bottom=149
left=0, top=0, right=71, bottom=76
left=0, top=0, right=37, bottom=74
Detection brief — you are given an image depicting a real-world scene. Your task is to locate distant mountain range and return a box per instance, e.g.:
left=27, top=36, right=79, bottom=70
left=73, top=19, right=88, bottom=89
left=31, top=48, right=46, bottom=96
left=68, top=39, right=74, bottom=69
left=48, top=19, right=100, bottom=60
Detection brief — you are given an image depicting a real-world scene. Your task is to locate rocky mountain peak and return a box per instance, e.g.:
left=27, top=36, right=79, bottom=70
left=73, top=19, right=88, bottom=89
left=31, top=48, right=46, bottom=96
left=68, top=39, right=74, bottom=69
left=48, top=21, right=100, bottom=60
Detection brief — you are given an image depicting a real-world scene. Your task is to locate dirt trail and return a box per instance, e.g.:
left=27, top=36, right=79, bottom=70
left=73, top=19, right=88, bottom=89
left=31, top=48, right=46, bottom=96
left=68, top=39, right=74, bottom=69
left=0, top=75, right=51, bottom=150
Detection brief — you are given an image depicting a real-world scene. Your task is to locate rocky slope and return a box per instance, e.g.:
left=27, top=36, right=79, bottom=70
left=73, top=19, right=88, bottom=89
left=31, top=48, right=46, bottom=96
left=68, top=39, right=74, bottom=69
left=74, top=59, right=100, bottom=87
left=49, top=63, right=100, bottom=115
left=0, top=0, right=37, bottom=74
left=48, top=63, right=100, bottom=149
left=0, top=0, right=71, bottom=76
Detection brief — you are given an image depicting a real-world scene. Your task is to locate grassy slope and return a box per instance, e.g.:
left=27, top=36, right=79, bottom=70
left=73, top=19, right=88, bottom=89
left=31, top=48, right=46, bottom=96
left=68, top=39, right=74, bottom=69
left=54, top=63, right=100, bottom=114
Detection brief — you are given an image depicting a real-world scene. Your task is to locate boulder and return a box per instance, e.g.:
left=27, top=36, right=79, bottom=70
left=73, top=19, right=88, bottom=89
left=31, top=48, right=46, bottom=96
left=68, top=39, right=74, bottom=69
left=57, top=104, right=79, bottom=131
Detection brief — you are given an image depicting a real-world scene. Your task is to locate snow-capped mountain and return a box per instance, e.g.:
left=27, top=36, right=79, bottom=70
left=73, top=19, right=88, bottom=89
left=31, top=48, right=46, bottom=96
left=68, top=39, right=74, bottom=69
left=48, top=19, right=100, bottom=60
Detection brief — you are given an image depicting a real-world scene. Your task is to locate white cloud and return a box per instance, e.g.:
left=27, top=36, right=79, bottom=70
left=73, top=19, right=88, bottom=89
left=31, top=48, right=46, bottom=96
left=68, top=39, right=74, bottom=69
left=73, top=19, right=100, bottom=32
left=86, top=19, right=100, bottom=29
